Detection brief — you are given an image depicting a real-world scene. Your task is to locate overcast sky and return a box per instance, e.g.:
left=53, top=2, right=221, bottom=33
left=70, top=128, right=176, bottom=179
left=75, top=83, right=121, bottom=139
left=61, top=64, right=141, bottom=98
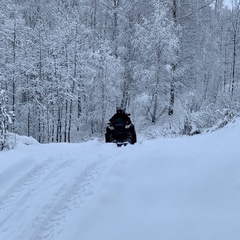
left=224, top=0, right=232, bottom=8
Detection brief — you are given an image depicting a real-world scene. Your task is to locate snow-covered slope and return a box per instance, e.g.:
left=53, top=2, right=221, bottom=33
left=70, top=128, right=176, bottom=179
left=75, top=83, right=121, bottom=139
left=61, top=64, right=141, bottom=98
left=0, top=120, right=240, bottom=240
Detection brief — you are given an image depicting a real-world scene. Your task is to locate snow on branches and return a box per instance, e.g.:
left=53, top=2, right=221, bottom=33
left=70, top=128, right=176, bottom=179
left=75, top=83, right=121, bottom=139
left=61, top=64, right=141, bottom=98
left=0, top=90, right=14, bottom=150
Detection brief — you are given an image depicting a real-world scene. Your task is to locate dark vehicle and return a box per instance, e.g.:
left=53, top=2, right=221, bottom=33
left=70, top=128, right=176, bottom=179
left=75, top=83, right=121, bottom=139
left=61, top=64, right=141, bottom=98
left=105, top=108, right=137, bottom=146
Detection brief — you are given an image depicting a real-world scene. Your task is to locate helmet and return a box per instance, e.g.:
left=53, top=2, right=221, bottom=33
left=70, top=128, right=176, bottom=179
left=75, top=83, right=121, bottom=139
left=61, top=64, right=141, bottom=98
left=116, top=107, right=125, bottom=114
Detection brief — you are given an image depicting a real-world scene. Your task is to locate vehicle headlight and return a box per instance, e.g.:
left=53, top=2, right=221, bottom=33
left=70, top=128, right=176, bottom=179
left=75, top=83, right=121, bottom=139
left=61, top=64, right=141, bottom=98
left=109, top=126, right=114, bottom=130
left=125, top=124, right=131, bottom=129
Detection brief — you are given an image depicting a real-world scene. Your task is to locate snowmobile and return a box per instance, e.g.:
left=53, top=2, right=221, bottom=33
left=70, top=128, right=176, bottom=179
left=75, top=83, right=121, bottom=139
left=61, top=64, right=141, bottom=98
left=105, top=118, right=137, bottom=146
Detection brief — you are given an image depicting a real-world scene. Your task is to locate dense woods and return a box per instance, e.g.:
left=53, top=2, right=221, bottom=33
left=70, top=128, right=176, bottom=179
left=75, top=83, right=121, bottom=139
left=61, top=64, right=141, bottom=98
left=1, top=0, right=240, bottom=144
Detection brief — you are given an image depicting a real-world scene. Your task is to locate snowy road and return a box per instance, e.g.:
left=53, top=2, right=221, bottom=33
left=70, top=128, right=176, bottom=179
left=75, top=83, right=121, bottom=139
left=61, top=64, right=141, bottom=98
left=0, top=141, right=118, bottom=240
left=1, top=121, right=240, bottom=240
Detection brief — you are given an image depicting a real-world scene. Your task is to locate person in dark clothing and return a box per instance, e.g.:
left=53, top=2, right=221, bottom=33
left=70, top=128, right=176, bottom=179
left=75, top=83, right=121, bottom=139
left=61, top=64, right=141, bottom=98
left=105, top=107, right=137, bottom=144
left=109, top=108, right=131, bottom=124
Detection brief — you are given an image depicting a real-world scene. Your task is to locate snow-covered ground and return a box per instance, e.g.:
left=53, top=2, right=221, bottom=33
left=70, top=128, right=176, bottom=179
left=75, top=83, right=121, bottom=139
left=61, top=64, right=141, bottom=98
left=0, top=120, right=240, bottom=240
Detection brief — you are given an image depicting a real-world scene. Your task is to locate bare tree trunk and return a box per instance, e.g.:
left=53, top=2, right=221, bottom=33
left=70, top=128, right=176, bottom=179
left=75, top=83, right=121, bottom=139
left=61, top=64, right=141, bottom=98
left=168, top=64, right=176, bottom=116
left=68, top=25, right=79, bottom=142
left=38, top=108, right=41, bottom=143
left=77, top=94, right=81, bottom=132
left=11, top=17, right=17, bottom=133
left=168, top=0, right=178, bottom=116
left=91, top=0, right=97, bottom=28
left=152, top=92, right=158, bottom=124
left=56, top=106, right=62, bottom=142
left=230, top=1, right=240, bottom=95
left=151, top=42, right=162, bottom=123
left=64, top=101, right=68, bottom=142
left=231, top=32, right=237, bottom=95
left=51, top=116, right=55, bottom=142
left=113, top=0, right=120, bottom=58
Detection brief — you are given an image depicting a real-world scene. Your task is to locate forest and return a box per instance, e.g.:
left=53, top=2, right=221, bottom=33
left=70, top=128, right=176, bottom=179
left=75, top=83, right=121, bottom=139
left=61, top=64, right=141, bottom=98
left=1, top=0, right=240, bottom=145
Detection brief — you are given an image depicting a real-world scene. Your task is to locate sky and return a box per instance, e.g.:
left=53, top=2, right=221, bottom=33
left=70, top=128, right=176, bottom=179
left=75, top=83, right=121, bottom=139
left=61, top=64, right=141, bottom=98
left=0, top=120, right=240, bottom=240
left=224, top=0, right=232, bottom=8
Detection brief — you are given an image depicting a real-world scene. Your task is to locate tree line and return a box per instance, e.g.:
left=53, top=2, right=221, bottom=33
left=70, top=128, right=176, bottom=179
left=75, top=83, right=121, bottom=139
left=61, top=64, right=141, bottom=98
left=1, top=0, right=240, bottom=145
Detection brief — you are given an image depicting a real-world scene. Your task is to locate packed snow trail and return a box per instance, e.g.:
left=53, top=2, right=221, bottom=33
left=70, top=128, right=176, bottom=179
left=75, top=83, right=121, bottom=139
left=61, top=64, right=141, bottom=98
left=0, top=140, right=121, bottom=240
left=1, top=120, right=240, bottom=240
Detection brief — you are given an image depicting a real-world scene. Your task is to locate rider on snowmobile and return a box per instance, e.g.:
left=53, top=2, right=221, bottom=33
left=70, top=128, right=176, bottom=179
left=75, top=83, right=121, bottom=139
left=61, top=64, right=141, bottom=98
left=105, top=107, right=136, bottom=145
left=109, top=107, right=131, bottom=124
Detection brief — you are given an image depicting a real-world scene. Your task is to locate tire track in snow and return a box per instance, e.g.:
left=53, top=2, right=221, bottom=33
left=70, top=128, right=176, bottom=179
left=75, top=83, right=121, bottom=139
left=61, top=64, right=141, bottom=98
left=0, top=158, right=55, bottom=211
left=0, top=156, right=75, bottom=233
left=20, top=160, right=105, bottom=240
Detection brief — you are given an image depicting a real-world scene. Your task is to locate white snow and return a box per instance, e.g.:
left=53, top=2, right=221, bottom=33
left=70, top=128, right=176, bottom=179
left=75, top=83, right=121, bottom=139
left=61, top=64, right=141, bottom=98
left=0, top=120, right=240, bottom=240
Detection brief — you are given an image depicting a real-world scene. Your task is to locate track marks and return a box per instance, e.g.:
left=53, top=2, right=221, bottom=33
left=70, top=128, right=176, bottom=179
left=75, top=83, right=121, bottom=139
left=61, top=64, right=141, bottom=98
left=17, top=161, right=105, bottom=240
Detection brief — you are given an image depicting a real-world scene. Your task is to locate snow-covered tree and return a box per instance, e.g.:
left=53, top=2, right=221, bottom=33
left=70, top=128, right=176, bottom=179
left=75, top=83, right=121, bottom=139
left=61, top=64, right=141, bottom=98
left=134, top=1, right=179, bottom=124
left=0, top=90, right=14, bottom=150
